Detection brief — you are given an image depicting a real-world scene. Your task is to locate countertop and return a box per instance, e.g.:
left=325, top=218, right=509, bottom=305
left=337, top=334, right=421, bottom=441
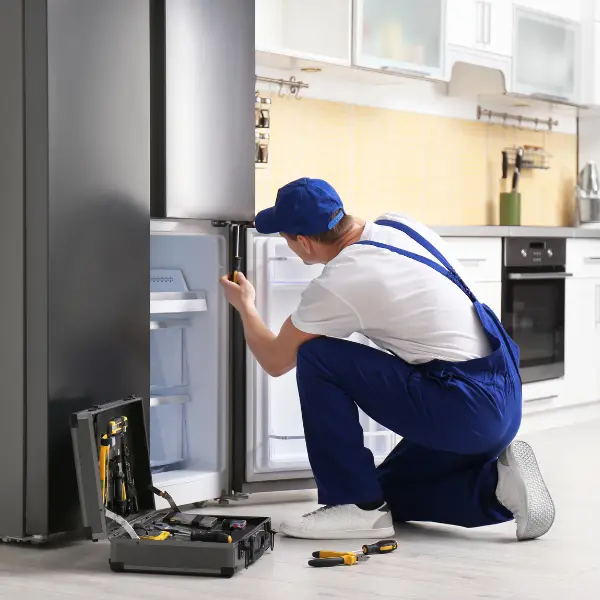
left=433, top=225, right=600, bottom=238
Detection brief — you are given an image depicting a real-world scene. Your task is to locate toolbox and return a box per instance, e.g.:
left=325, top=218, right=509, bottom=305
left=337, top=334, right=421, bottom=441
left=71, top=396, right=274, bottom=577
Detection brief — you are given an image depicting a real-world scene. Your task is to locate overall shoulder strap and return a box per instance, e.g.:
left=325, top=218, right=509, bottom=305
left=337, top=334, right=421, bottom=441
left=356, top=219, right=477, bottom=303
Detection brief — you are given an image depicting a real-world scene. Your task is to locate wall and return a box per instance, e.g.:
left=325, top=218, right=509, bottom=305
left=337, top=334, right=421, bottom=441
left=255, top=85, right=578, bottom=227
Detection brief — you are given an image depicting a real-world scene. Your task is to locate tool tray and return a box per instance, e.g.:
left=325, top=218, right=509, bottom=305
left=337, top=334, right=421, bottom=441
left=71, top=397, right=274, bottom=577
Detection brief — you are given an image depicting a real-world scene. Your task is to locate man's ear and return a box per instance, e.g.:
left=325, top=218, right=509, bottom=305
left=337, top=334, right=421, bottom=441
left=296, top=235, right=312, bottom=254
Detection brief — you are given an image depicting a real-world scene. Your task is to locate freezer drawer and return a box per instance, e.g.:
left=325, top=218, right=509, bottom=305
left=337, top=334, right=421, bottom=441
left=244, top=231, right=399, bottom=484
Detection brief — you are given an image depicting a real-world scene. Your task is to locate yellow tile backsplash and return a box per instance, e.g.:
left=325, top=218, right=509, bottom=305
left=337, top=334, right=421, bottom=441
left=255, top=95, right=578, bottom=227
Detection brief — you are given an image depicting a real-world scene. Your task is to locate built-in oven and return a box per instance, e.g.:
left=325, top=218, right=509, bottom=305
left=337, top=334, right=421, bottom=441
left=501, top=237, right=571, bottom=384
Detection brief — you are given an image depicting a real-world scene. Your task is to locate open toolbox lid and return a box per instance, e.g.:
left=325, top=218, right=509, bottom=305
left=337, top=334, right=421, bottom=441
left=71, top=396, right=156, bottom=541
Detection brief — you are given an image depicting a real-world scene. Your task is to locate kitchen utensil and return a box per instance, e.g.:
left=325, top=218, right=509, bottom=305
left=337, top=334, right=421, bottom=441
left=512, top=147, right=524, bottom=193
left=500, top=192, right=521, bottom=226
left=576, top=161, right=600, bottom=225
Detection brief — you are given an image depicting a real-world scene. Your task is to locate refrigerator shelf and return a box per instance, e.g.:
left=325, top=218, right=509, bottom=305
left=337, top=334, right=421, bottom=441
left=150, top=319, right=190, bottom=330
left=150, top=394, right=190, bottom=407
left=150, top=291, right=207, bottom=315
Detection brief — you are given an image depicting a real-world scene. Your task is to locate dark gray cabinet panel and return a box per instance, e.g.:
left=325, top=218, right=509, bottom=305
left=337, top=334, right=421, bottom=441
left=165, top=0, right=255, bottom=220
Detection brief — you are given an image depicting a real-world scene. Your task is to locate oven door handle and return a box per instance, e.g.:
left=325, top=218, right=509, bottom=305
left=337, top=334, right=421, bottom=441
left=507, top=272, right=573, bottom=280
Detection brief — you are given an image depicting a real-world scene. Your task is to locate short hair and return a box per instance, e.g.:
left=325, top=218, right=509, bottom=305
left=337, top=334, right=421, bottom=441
left=284, top=210, right=354, bottom=245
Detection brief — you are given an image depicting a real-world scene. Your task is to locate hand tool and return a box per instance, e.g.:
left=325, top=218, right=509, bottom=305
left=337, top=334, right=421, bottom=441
left=512, top=147, right=524, bottom=193
left=99, top=434, right=110, bottom=504
left=167, top=513, right=219, bottom=530
left=140, top=531, right=172, bottom=541
left=150, top=485, right=181, bottom=513
left=229, top=224, right=242, bottom=283
left=501, top=150, right=508, bottom=193
left=222, top=519, right=247, bottom=530
left=155, top=522, right=233, bottom=543
left=309, top=539, right=398, bottom=568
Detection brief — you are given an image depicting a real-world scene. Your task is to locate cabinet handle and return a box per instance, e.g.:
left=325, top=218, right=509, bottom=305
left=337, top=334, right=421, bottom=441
left=485, top=2, right=492, bottom=45
left=585, top=257, right=600, bottom=263
left=458, top=258, right=486, bottom=265
left=380, top=65, right=432, bottom=78
left=596, top=285, right=600, bottom=327
left=475, top=1, right=484, bottom=44
left=508, top=272, right=573, bottom=280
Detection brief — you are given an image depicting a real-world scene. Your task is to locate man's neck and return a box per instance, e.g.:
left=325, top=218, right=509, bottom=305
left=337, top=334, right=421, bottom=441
left=323, top=218, right=366, bottom=262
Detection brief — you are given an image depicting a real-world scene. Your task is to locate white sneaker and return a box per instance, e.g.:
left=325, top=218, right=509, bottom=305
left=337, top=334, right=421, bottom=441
left=279, top=503, right=395, bottom=540
left=496, top=440, right=555, bottom=541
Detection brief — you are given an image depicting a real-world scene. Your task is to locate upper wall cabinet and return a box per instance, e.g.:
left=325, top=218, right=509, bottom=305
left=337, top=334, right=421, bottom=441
left=514, top=0, right=581, bottom=22
left=446, top=0, right=513, bottom=57
left=512, top=7, right=581, bottom=103
left=352, top=0, right=446, bottom=78
left=255, top=0, right=352, bottom=65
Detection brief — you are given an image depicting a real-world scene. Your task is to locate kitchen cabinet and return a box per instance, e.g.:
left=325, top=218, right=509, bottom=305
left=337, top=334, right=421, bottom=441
left=564, top=239, right=600, bottom=406
left=564, top=277, right=600, bottom=405
left=255, top=0, right=352, bottom=65
left=446, top=0, right=513, bottom=57
left=514, top=0, right=581, bottom=22
left=353, top=0, right=446, bottom=78
left=513, top=6, right=581, bottom=103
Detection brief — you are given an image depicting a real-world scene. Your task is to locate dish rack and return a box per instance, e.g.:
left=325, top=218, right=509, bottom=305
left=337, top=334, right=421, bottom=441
left=504, top=145, right=551, bottom=170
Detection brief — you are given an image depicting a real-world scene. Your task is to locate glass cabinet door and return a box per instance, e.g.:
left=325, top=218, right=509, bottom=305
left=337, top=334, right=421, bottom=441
left=513, top=8, right=580, bottom=102
left=353, top=0, right=445, bottom=77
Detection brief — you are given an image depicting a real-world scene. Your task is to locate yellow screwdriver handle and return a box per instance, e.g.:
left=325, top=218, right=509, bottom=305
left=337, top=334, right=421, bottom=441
left=141, top=531, right=171, bottom=541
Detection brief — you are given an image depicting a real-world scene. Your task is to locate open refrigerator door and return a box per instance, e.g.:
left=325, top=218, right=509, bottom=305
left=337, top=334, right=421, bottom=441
left=244, top=230, right=400, bottom=487
left=149, top=220, right=230, bottom=509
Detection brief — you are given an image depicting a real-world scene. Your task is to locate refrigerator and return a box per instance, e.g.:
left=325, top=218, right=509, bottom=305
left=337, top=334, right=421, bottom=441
left=0, top=0, right=400, bottom=539
left=149, top=0, right=400, bottom=510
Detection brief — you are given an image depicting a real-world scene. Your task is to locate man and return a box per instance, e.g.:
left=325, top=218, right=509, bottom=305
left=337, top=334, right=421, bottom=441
left=220, top=177, right=555, bottom=541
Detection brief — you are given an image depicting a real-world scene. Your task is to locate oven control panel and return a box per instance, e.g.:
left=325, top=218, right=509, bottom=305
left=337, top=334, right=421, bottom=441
left=504, top=238, right=566, bottom=268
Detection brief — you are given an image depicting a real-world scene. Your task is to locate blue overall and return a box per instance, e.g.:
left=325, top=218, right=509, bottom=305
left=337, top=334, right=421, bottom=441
left=296, top=220, right=522, bottom=528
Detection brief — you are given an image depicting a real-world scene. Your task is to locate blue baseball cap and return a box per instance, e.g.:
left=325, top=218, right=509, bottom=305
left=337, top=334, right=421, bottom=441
left=255, top=177, right=345, bottom=236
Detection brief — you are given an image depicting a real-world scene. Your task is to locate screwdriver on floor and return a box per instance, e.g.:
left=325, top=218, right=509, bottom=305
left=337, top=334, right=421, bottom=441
left=309, top=539, right=398, bottom=567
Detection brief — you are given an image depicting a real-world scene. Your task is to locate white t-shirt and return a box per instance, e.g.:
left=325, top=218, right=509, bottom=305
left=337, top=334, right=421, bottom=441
left=291, top=213, right=492, bottom=364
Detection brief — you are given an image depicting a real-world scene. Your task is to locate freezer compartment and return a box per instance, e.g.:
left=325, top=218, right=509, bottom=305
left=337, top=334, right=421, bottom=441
left=149, top=222, right=228, bottom=508
left=246, top=233, right=400, bottom=482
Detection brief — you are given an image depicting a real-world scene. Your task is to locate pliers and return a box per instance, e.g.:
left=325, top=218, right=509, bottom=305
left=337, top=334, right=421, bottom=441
left=308, top=539, right=398, bottom=568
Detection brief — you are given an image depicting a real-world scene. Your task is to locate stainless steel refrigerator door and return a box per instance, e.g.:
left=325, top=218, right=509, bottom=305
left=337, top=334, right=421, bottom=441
left=244, top=231, right=399, bottom=487
left=164, top=0, right=255, bottom=220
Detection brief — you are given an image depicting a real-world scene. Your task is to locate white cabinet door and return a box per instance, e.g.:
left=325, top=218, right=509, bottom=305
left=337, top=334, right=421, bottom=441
left=353, top=0, right=446, bottom=77
left=446, top=0, right=480, bottom=50
left=256, top=0, right=352, bottom=64
left=486, top=0, right=513, bottom=57
left=514, top=0, right=581, bottom=21
left=513, top=7, right=581, bottom=102
left=447, top=0, right=513, bottom=57
left=564, top=277, right=600, bottom=406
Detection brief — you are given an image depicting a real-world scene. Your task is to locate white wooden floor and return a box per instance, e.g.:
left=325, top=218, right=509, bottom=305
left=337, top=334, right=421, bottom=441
left=1, top=419, right=599, bottom=600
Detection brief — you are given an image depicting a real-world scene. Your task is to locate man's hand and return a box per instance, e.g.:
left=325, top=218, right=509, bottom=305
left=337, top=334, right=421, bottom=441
left=220, top=272, right=256, bottom=313
left=219, top=272, right=318, bottom=377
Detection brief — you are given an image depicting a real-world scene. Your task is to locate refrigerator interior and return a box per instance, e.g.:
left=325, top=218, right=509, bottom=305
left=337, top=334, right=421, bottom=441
left=149, top=221, right=228, bottom=508
left=246, top=232, right=400, bottom=483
